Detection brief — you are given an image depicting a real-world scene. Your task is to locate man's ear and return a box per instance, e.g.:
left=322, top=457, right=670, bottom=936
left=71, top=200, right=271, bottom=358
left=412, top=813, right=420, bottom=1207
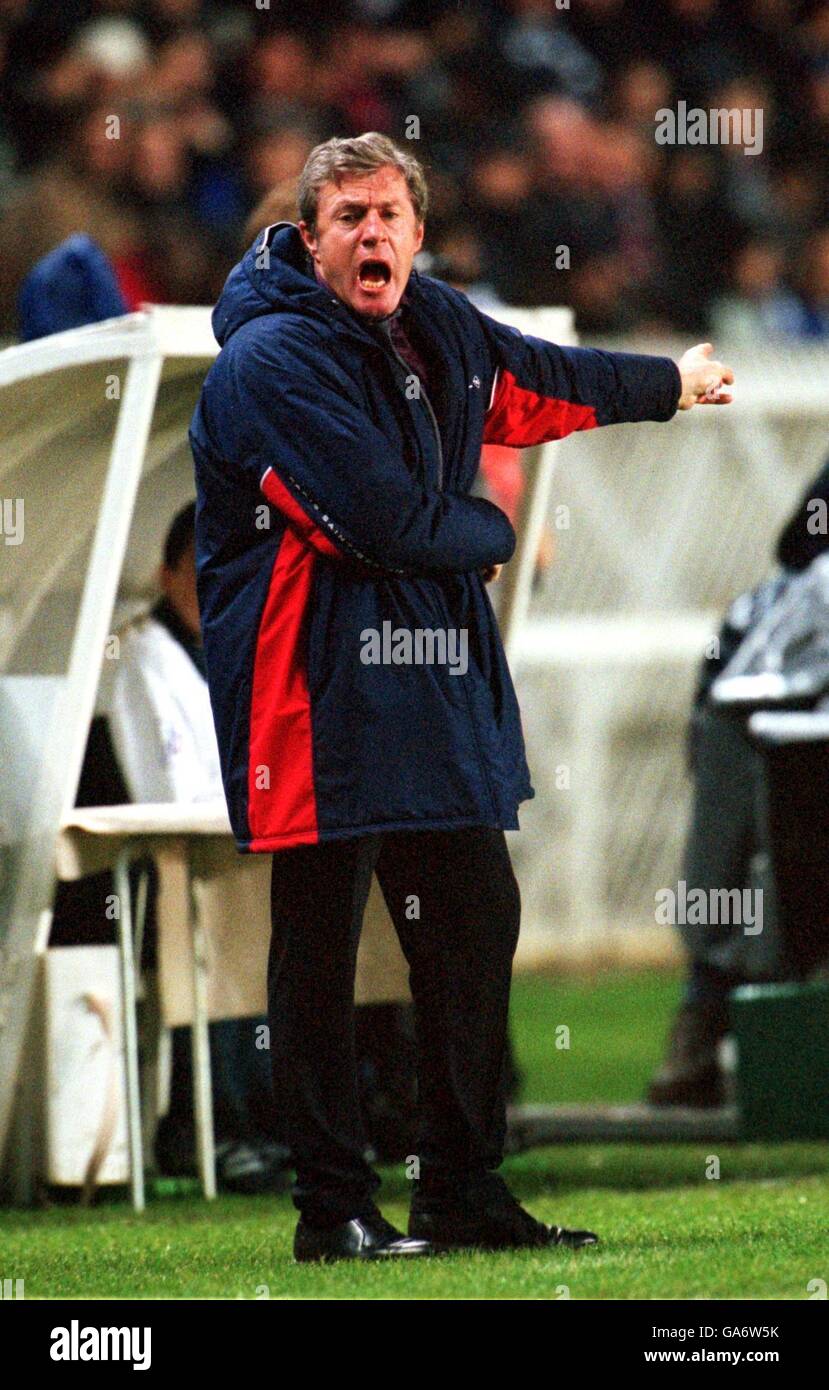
left=415, top=221, right=425, bottom=253
left=298, top=220, right=319, bottom=261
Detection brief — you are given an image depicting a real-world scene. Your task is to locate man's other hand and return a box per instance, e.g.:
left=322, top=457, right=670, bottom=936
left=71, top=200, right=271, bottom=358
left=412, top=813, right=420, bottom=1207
left=481, top=564, right=503, bottom=584
left=676, top=343, right=734, bottom=409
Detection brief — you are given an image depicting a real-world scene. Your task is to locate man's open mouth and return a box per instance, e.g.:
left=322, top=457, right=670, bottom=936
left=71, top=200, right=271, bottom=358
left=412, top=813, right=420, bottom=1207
left=357, top=260, right=392, bottom=290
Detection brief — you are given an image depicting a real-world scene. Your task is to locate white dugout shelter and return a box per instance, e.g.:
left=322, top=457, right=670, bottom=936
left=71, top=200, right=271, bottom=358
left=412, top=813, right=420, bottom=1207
left=0, top=302, right=572, bottom=1200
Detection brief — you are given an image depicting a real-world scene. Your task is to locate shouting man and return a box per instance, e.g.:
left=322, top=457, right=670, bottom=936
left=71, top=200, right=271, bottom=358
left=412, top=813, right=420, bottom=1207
left=190, top=133, right=733, bottom=1262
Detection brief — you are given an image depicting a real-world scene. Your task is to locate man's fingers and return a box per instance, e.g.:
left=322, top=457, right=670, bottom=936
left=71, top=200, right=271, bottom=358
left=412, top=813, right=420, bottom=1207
left=700, top=359, right=734, bottom=402
left=700, top=390, right=733, bottom=405
left=677, top=342, right=734, bottom=408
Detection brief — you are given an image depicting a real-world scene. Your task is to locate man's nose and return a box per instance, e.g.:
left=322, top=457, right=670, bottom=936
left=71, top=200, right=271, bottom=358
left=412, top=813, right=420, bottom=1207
left=361, top=210, right=385, bottom=243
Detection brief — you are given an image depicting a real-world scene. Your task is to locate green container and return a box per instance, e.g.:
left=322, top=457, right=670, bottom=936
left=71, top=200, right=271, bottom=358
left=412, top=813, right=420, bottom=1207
left=731, top=981, right=829, bottom=1140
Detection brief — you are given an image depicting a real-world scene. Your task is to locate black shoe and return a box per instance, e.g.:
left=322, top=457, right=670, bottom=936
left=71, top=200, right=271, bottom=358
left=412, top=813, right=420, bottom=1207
left=294, top=1209, right=433, bottom=1263
left=154, top=1127, right=291, bottom=1193
left=409, top=1173, right=598, bottom=1252
left=257, top=1139, right=294, bottom=1192
left=215, top=1140, right=291, bottom=1195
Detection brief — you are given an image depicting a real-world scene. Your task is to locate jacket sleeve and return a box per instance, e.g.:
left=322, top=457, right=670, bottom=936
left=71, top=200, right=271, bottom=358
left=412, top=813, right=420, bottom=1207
left=216, top=328, right=516, bottom=578
left=475, top=310, right=682, bottom=448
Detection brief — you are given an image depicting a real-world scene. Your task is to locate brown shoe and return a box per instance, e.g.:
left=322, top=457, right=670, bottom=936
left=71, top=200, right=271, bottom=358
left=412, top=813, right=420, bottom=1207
left=647, top=1002, right=729, bottom=1108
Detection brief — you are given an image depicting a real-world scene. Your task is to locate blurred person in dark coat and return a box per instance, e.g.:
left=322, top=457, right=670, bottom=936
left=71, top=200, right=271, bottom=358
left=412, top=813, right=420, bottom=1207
left=648, top=456, right=829, bottom=1107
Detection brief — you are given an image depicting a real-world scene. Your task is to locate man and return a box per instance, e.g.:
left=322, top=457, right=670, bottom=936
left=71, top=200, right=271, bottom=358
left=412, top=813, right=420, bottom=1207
left=109, top=503, right=289, bottom=1194
left=190, top=132, right=733, bottom=1261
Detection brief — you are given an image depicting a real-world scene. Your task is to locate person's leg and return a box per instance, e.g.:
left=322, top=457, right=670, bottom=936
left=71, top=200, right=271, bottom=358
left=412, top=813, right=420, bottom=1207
left=375, top=826, right=597, bottom=1251
left=650, top=704, right=760, bottom=1107
left=267, top=835, right=382, bottom=1228
left=373, top=827, right=521, bottom=1193
left=208, top=1017, right=258, bottom=1142
left=153, top=1025, right=196, bottom=1176
left=680, top=706, right=764, bottom=982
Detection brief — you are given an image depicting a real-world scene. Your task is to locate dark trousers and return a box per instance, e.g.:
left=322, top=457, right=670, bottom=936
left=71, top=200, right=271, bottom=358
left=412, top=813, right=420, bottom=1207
left=682, top=705, right=778, bottom=988
left=267, top=827, right=521, bottom=1227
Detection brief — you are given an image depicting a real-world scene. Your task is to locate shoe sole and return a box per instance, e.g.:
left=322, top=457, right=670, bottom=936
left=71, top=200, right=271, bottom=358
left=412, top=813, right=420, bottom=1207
left=409, top=1226, right=600, bottom=1253
left=412, top=1239, right=595, bottom=1253
left=293, top=1246, right=435, bottom=1264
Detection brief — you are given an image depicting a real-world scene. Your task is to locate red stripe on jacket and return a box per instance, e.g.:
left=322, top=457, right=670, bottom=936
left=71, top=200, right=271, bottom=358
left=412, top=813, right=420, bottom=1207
left=483, top=369, right=598, bottom=447
left=247, top=528, right=319, bottom=849
left=260, top=465, right=341, bottom=559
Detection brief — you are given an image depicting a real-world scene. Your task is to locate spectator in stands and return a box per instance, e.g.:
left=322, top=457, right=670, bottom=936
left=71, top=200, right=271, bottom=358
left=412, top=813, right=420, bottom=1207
left=714, top=74, right=778, bottom=232
left=497, top=0, right=603, bottom=106
left=652, top=150, right=736, bottom=335
left=792, top=226, right=829, bottom=340
left=711, top=236, right=804, bottom=346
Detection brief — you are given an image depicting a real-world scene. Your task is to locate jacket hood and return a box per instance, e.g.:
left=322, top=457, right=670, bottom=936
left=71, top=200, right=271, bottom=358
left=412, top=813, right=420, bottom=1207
left=212, top=221, right=427, bottom=347
left=212, top=223, right=324, bottom=346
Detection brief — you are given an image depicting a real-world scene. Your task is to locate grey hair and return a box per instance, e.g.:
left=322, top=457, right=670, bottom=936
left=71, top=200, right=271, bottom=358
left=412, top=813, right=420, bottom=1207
left=297, top=132, right=428, bottom=232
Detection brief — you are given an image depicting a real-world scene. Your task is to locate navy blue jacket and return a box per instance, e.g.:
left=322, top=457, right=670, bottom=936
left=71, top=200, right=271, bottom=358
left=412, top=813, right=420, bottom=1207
left=190, top=223, right=681, bottom=852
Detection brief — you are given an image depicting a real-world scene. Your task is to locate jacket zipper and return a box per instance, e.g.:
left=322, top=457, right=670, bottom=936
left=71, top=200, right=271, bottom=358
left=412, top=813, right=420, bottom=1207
left=379, top=328, right=444, bottom=490
left=420, top=388, right=444, bottom=490
left=376, top=321, right=498, bottom=818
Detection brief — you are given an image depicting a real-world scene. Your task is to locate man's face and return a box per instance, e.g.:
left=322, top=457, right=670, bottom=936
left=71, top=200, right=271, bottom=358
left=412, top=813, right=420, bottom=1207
left=299, top=166, right=424, bottom=320
left=161, top=540, right=201, bottom=639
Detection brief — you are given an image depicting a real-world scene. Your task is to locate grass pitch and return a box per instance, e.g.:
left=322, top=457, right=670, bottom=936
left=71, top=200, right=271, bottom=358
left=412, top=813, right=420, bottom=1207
left=1, top=970, right=826, bottom=1300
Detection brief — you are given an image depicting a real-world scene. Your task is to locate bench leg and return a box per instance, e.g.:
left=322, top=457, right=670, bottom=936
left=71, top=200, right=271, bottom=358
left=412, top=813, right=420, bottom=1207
left=114, top=847, right=145, bottom=1212
left=187, top=871, right=216, bottom=1199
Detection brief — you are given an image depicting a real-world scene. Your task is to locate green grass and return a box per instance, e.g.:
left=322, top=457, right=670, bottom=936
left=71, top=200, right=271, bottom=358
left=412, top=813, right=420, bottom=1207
left=1, top=970, right=827, bottom=1300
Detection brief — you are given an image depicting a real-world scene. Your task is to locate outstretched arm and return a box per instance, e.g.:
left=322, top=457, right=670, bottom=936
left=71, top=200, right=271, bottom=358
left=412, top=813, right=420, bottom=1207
left=475, top=308, right=733, bottom=448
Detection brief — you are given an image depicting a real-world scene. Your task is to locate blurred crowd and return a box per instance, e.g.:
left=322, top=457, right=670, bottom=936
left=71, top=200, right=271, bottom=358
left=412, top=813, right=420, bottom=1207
left=0, top=0, right=828, bottom=339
